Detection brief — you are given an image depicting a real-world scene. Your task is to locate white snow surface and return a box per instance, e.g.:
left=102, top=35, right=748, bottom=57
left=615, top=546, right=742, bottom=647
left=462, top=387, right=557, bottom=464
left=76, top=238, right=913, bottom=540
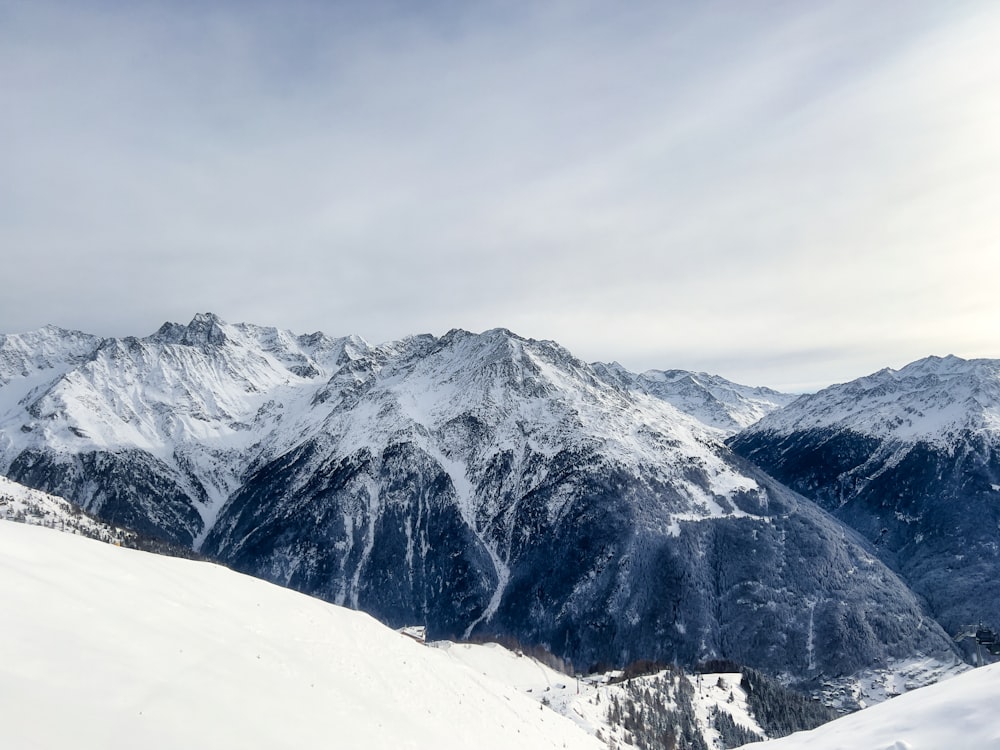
left=742, top=354, right=1000, bottom=446
left=739, top=661, right=1000, bottom=750
left=0, top=324, right=100, bottom=386
left=0, top=504, right=982, bottom=750
left=0, top=520, right=600, bottom=750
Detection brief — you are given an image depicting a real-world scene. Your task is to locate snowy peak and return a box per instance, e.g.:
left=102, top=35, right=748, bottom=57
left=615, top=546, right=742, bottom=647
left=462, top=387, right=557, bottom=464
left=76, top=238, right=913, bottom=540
left=0, top=324, right=102, bottom=386
left=897, top=353, right=981, bottom=378
left=728, top=354, right=1000, bottom=650
left=0, top=315, right=378, bottom=544
left=592, top=362, right=797, bottom=433
left=305, top=325, right=748, bottom=496
left=151, top=311, right=233, bottom=346
left=741, top=354, right=1000, bottom=445
left=149, top=313, right=366, bottom=378
left=404, top=327, right=605, bottom=407
left=4, top=314, right=372, bottom=456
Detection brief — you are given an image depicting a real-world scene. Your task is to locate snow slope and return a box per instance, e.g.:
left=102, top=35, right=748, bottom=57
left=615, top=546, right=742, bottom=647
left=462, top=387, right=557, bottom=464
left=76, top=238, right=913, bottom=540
left=0, top=324, right=100, bottom=387
left=435, top=642, right=972, bottom=749
left=738, top=662, right=1000, bottom=750
left=0, top=521, right=599, bottom=750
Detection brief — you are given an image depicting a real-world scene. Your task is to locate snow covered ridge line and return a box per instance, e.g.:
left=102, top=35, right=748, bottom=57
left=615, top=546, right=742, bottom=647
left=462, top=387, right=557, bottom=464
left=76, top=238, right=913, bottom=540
left=592, top=361, right=799, bottom=433
left=0, top=324, right=102, bottom=387
left=737, top=353, right=1000, bottom=445
left=0, top=475, right=206, bottom=560
left=0, top=312, right=794, bottom=430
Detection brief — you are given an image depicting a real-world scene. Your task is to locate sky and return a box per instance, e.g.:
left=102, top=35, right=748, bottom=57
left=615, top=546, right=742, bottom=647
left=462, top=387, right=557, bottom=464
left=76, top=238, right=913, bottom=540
left=2, top=1, right=999, bottom=392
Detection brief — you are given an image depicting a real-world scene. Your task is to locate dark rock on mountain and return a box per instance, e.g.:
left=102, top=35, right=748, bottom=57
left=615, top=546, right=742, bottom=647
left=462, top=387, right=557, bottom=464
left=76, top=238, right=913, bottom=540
left=730, top=355, right=1000, bottom=647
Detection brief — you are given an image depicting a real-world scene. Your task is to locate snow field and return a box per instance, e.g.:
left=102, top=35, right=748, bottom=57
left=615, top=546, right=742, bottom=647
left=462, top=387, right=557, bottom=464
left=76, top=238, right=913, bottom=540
left=0, top=521, right=599, bottom=750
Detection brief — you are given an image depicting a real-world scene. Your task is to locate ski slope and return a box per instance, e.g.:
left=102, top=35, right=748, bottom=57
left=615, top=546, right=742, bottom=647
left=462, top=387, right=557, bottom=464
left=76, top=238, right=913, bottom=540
left=0, top=520, right=599, bottom=750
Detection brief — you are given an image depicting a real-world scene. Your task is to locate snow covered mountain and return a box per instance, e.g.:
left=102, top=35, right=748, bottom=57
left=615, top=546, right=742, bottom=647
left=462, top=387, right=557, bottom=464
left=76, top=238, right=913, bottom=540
left=0, top=520, right=600, bottom=750
left=592, top=362, right=798, bottom=434
left=730, top=355, right=1000, bottom=647
left=733, top=355, right=1000, bottom=445
left=0, top=315, right=959, bottom=677
left=0, top=323, right=101, bottom=387
left=0, top=313, right=362, bottom=546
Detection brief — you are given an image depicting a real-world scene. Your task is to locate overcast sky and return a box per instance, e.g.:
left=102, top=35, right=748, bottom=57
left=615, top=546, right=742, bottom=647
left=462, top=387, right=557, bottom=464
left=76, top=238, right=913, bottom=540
left=3, top=1, right=999, bottom=391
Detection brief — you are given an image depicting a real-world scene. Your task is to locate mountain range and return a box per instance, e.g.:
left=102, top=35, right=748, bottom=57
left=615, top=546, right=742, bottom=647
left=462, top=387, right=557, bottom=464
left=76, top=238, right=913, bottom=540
left=1, top=314, right=986, bottom=682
